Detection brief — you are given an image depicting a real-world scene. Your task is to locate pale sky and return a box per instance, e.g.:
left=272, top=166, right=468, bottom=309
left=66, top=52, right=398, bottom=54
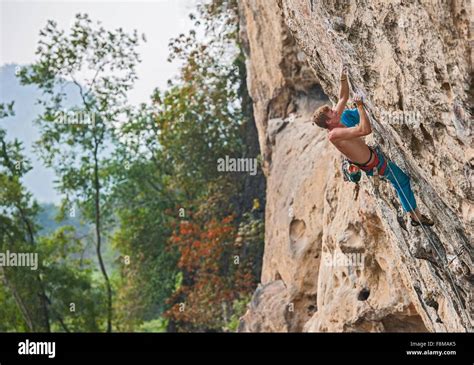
left=0, top=0, right=198, bottom=203
left=0, top=0, right=197, bottom=105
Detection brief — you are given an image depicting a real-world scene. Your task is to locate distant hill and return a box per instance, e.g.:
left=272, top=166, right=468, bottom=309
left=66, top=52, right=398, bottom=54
left=36, top=202, right=90, bottom=237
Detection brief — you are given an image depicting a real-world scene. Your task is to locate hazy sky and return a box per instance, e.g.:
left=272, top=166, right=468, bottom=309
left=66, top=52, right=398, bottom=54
left=0, top=0, right=198, bottom=203
left=0, top=0, right=197, bottom=105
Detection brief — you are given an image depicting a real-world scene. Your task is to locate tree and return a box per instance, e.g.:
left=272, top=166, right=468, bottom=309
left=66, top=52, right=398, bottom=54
left=19, top=13, right=144, bottom=332
left=109, top=103, right=181, bottom=329
left=156, top=0, right=265, bottom=331
left=1, top=102, right=105, bottom=332
left=0, top=102, right=50, bottom=331
left=3, top=0, right=266, bottom=332
left=165, top=215, right=261, bottom=331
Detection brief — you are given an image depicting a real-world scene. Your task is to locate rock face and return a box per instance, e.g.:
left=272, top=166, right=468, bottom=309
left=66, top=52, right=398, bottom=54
left=238, top=0, right=472, bottom=332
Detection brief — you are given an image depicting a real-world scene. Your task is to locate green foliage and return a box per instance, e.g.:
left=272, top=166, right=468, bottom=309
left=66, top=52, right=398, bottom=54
left=137, top=318, right=168, bottom=333
left=157, top=0, right=265, bottom=332
left=0, top=101, right=107, bottom=332
left=17, top=13, right=144, bottom=332
left=37, top=226, right=105, bottom=332
left=0, top=283, right=28, bottom=332
left=1, top=0, right=265, bottom=333
left=109, top=103, right=180, bottom=330
left=0, top=102, right=50, bottom=331
left=225, top=295, right=252, bottom=332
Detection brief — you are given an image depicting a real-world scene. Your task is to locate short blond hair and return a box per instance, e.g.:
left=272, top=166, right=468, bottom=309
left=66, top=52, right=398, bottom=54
left=312, top=104, right=331, bottom=129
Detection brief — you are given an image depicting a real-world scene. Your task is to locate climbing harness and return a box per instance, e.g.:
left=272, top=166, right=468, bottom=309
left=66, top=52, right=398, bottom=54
left=350, top=146, right=388, bottom=175
left=342, top=146, right=388, bottom=184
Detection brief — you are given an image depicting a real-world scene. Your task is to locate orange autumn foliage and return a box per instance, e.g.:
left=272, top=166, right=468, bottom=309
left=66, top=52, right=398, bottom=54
left=164, top=215, right=258, bottom=330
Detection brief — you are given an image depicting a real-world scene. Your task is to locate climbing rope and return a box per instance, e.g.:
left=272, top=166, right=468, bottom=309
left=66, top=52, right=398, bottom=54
left=334, top=86, right=472, bottom=328
left=380, top=139, right=471, bottom=331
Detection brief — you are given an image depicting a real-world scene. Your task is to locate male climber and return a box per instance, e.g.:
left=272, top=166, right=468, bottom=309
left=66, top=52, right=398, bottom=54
left=311, top=65, right=434, bottom=227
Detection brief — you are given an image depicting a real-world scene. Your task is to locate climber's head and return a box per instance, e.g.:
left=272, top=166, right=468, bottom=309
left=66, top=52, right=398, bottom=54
left=312, top=105, right=338, bottom=129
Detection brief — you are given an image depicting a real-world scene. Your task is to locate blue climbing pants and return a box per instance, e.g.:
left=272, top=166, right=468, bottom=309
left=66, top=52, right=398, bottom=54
left=365, top=149, right=417, bottom=213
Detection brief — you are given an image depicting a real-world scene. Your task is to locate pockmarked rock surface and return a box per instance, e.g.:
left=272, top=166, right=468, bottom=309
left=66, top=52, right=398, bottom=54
left=238, top=0, right=472, bottom=332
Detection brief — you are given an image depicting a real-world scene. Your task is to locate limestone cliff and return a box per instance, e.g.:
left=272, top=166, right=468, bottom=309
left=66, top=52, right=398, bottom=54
left=238, top=0, right=472, bottom=332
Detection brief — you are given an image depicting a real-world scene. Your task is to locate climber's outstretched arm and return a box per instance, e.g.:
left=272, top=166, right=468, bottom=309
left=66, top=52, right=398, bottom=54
left=334, top=64, right=349, bottom=117
left=355, top=98, right=372, bottom=135
left=329, top=98, right=371, bottom=142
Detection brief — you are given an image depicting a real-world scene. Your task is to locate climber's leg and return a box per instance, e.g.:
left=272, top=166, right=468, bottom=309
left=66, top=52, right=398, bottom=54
left=384, top=161, right=417, bottom=213
left=384, top=162, right=434, bottom=226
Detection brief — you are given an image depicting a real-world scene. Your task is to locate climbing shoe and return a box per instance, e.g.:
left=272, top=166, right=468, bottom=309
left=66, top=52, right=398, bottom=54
left=411, top=214, right=434, bottom=227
